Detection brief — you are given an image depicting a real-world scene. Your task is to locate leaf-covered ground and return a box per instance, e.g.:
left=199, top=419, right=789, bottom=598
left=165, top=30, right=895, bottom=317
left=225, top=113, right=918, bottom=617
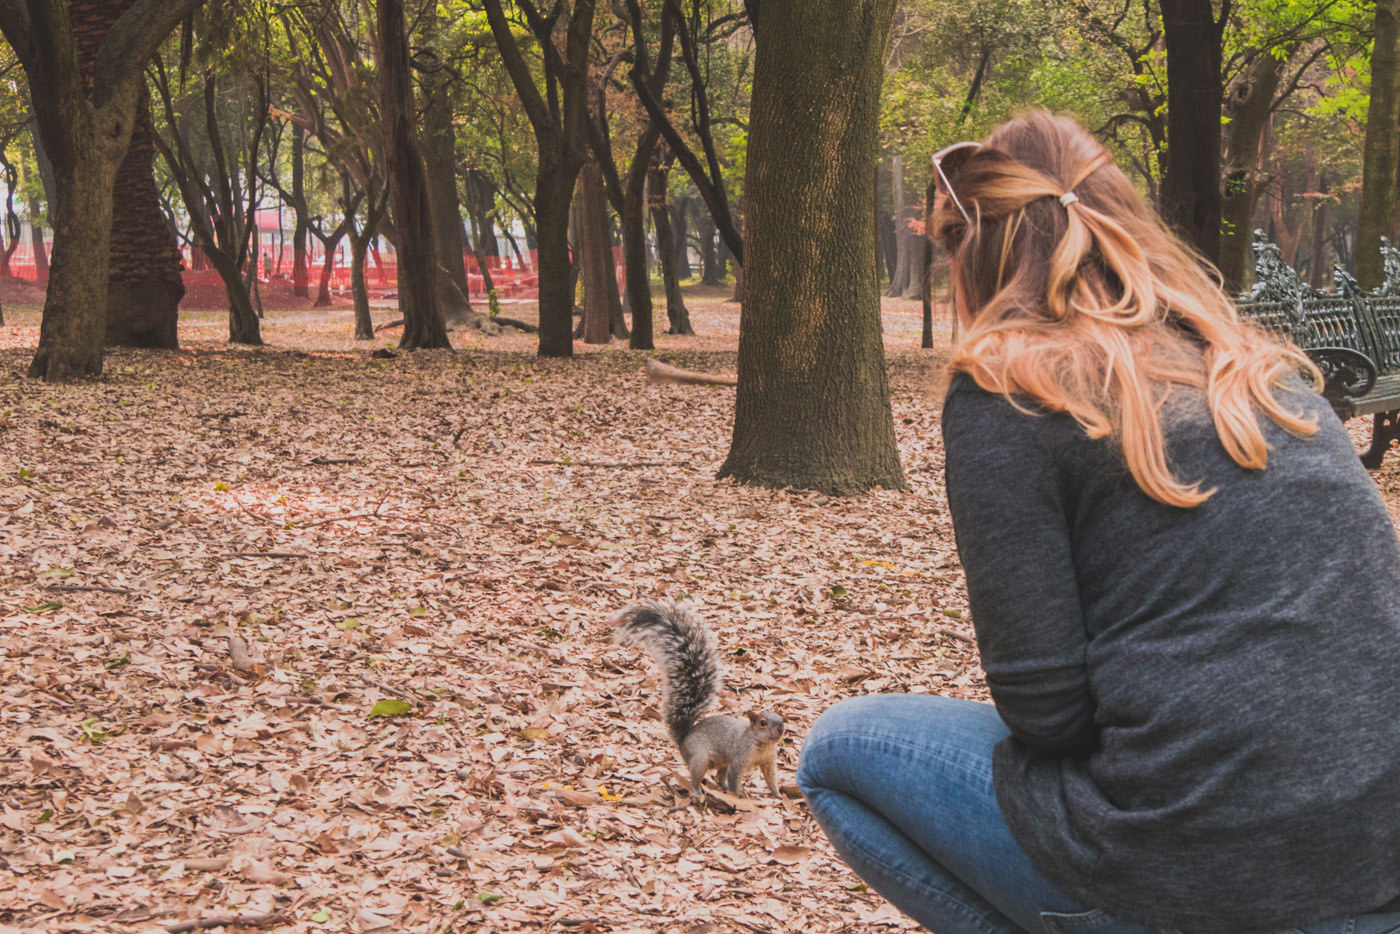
left=2, top=291, right=1397, bottom=934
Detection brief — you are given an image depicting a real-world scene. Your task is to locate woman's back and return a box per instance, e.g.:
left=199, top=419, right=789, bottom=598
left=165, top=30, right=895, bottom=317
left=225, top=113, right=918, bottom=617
left=943, top=371, right=1400, bottom=931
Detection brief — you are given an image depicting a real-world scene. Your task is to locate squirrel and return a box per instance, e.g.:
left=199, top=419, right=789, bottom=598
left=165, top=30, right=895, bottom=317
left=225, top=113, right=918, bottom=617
left=611, top=598, right=784, bottom=797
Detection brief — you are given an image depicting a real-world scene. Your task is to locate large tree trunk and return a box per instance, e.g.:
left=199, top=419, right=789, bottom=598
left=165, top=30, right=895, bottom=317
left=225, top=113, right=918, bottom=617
left=1220, top=50, right=1282, bottom=292
left=1161, top=0, right=1224, bottom=266
left=536, top=168, right=577, bottom=356
left=1359, top=0, right=1400, bottom=289
left=105, top=93, right=183, bottom=346
left=421, top=4, right=472, bottom=322
left=29, top=152, right=117, bottom=379
left=720, top=0, right=907, bottom=494
left=649, top=159, right=693, bottom=335
left=71, top=0, right=184, bottom=349
left=378, top=0, right=449, bottom=349
left=579, top=160, right=611, bottom=344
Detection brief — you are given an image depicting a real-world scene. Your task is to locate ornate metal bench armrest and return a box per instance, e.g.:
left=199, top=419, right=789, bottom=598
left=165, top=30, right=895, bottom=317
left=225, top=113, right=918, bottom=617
left=1306, top=346, right=1378, bottom=403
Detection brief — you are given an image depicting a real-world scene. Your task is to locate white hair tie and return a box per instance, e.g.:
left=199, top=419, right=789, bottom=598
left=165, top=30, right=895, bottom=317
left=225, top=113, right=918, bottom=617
left=1060, top=192, right=1080, bottom=207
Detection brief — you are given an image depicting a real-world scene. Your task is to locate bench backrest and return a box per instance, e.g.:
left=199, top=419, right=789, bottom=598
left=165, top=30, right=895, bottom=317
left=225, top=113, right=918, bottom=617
left=1235, top=231, right=1400, bottom=377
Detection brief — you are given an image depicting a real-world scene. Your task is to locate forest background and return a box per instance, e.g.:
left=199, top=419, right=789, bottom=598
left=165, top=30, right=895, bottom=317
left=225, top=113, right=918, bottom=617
left=3, top=1, right=1400, bottom=933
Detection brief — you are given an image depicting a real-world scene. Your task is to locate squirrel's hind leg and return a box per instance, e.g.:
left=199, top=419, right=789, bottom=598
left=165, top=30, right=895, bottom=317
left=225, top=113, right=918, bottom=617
left=724, top=761, right=746, bottom=797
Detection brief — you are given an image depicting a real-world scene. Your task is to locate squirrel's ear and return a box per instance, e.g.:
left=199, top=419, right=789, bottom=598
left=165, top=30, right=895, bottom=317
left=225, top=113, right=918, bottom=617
left=746, top=709, right=763, bottom=725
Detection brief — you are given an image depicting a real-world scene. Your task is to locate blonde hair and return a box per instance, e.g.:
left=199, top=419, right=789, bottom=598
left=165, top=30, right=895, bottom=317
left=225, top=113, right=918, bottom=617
left=932, top=112, right=1320, bottom=507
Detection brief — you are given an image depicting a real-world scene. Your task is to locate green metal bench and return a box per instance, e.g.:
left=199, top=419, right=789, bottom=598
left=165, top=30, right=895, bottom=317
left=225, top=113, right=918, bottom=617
left=1235, top=230, right=1400, bottom=469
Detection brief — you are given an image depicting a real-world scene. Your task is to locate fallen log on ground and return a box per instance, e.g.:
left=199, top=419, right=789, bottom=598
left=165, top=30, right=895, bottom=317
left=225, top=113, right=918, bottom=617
left=645, top=358, right=738, bottom=387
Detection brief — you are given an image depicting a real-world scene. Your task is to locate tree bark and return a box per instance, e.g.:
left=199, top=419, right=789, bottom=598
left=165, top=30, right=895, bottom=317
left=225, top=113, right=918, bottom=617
left=1160, top=0, right=1224, bottom=265
left=104, top=91, right=183, bottom=346
left=351, top=226, right=373, bottom=339
left=921, top=176, right=936, bottom=349
left=1219, top=49, right=1282, bottom=292
left=11, top=0, right=204, bottom=379
left=420, top=4, right=472, bottom=322
left=1309, top=174, right=1331, bottom=288
left=70, top=0, right=184, bottom=349
left=649, top=158, right=692, bottom=334
left=481, top=0, right=595, bottom=358
left=536, top=168, right=577, bottom=356
left=29, top=151, right=117, bottom=379
left=1359, top=0, right=1400, bottom=289
left=886, top=154, right=909, bottom=296
left=720, top=0, right=907, bottom=494
left=579, top=160, right=611, bottom=344
left=28, top=198, right=48, bottom=281
left=378, top=0, right=449, bottom=349
left=291, top=125, right=310, bottom=297
left=672, top=196, right=692, bottom=278
left=697, top=209, right=721, bottom=285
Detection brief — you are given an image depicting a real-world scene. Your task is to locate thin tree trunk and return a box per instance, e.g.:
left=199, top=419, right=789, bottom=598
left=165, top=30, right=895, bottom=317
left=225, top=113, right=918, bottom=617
left=292, top=125, right=310, bottom=297
left=351, top=227, right=373, bottom=340
left=1359, top=0, right=1400, bottom=288
left=697, top=209, right=721, bottom=284
left=1309, top=175, right=1331, bottom=288
left=720, top=0, right=906, bottom=494
left=1160, top=0, right=1224, bottom=265
left=29, top=199, right=48, bottom=281
left=650, top=159, right=692, bottom=334
left=887, top=154, right=909, bottom=296
left=921, top=176, right=935, bottom=349
left=314, top=244, right=337, bottom=307
left=672, top=197, right=692, bottom=278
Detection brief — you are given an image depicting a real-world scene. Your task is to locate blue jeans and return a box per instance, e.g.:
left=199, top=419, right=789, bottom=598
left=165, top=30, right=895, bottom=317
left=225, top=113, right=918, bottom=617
left=796, top=694, right=1400, bottom=934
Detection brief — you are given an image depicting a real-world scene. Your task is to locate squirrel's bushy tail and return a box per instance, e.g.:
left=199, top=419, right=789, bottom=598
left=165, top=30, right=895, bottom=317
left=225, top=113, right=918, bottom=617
left=611, top=598, right=721, bottom=745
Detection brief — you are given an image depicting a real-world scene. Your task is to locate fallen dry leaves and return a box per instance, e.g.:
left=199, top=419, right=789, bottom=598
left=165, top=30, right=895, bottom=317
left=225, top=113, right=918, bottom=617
left=0, top=292, right=1396, bottom=934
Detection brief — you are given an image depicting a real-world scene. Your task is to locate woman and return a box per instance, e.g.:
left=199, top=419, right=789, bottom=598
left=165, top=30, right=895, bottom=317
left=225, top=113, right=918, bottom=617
left=796, top=111, right=1400, bottom=934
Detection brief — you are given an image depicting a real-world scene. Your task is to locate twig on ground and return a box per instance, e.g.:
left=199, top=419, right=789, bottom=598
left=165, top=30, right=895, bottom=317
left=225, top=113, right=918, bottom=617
left=194, top=411, right=249, bottom=420
left=297, top=512, right=379, bottom=529
left=163, top=911, right=283, bottom=933
left=528, top=459, right=684, bottom=469
left=936, top=627, right=976, bottom=644
left=374, top=318, right=404, bottom=332
left=45, top=584, right=134, bottom=595
left=236, top=503, right=283, bottom=527
left=311, top=456, right=360, bottom=465
left=229, top=552, right=307, bottom=559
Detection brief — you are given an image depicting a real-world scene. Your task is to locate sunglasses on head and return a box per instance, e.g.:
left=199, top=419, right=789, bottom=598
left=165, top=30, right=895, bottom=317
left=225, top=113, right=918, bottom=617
left=932, top=141, right=982, bottom=225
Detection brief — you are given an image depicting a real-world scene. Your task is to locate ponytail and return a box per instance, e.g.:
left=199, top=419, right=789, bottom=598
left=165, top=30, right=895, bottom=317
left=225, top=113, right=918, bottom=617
left=935, top=112, right=1319, bottom=508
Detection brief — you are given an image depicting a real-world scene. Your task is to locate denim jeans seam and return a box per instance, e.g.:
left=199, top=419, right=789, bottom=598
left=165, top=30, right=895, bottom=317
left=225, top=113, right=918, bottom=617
left=818, top=801, right=1012, bottom=934
left=801, top=729, right=998, bottom=791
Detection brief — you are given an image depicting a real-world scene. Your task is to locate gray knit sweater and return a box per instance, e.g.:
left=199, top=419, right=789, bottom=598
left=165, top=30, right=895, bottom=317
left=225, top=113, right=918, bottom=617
left=941, top=372, right=1400, bottom=933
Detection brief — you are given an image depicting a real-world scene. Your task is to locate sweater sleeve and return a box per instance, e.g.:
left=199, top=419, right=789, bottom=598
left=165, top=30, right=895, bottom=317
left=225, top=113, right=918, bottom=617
left=942, top=380, right=1098, bottom=755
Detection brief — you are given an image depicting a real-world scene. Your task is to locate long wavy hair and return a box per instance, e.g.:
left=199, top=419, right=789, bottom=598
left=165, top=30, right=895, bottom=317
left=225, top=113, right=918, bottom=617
left=932, top=111, right=1320, bottom=507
